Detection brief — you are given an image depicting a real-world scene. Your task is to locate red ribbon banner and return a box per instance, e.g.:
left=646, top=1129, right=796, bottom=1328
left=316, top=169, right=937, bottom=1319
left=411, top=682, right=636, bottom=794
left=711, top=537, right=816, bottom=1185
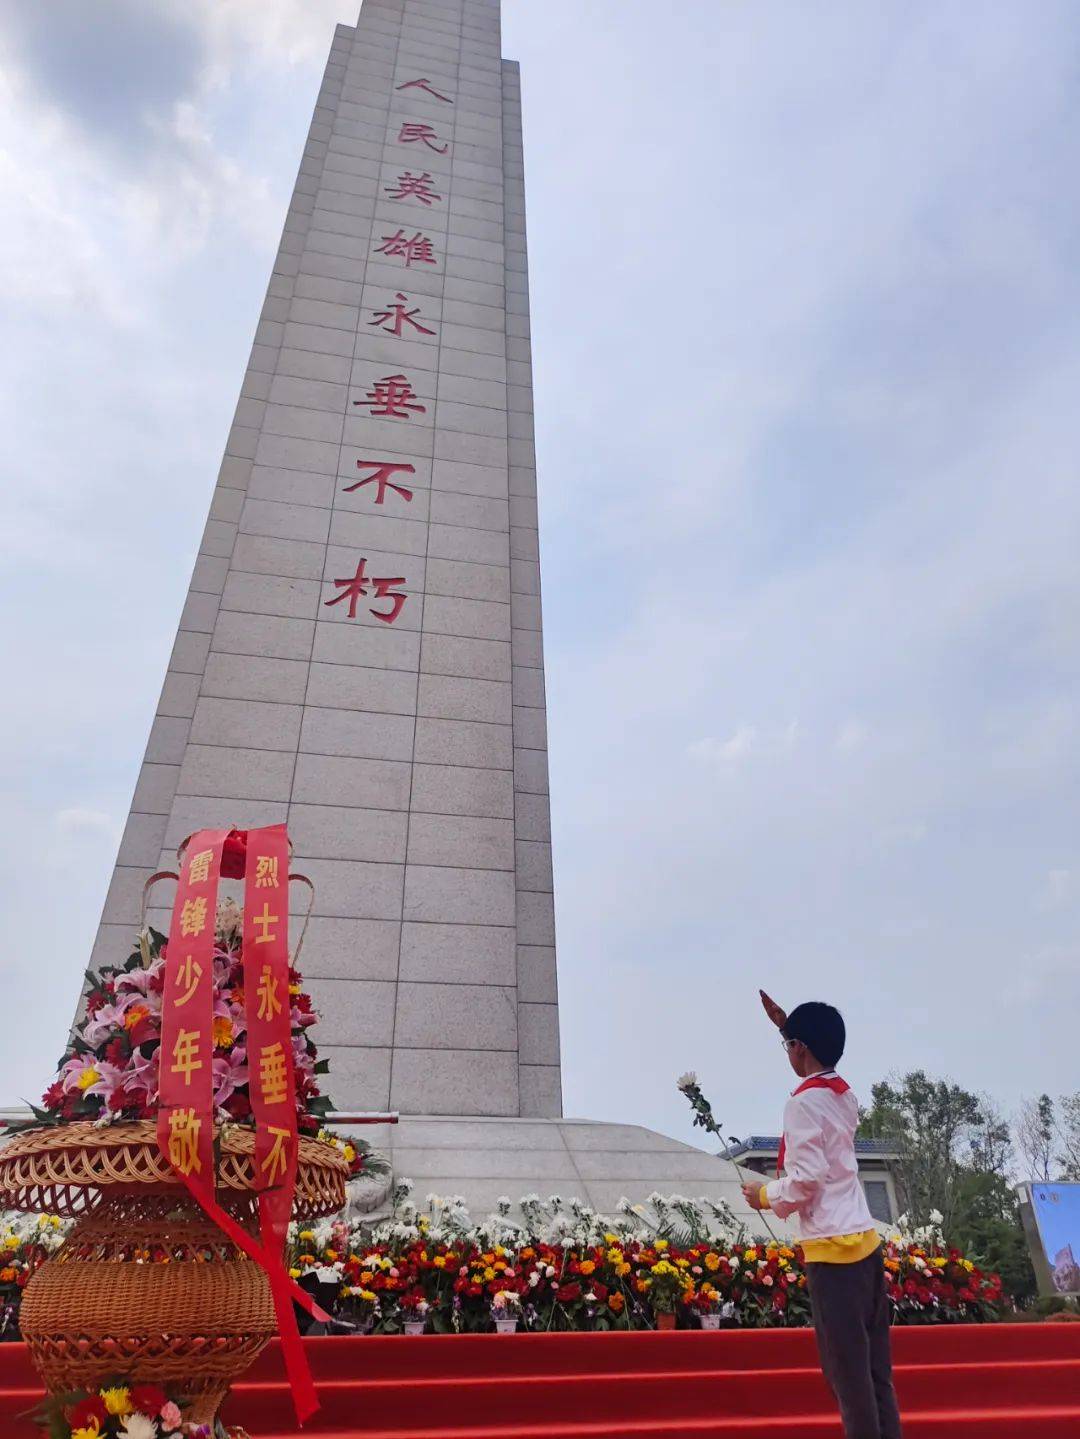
left=243, top=824, right=316, bottom=1423
left=156, top=825, right=323, bottom=1425
left=157, top=828, right=228, bottom=1195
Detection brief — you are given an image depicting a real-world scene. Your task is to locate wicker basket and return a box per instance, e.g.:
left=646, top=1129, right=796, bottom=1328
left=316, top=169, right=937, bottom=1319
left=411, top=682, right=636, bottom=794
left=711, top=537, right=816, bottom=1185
left=0, top=1122, right=348, bottom=1424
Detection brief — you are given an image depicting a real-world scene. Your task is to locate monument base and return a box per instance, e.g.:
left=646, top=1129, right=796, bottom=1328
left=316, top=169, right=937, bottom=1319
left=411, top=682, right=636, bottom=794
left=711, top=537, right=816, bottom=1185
left=341, top=1115, right=777, bottom=1235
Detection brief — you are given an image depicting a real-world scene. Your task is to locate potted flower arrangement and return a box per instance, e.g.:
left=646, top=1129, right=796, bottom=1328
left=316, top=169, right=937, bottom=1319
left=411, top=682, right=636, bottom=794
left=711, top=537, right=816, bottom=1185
left=339, top=1286, right=379, bottom=1335
left=398, top=1290, right=430, bottom=1335
left=688, top=1286, right=735, bottom=1330
left=491, top=1290, right=522, bottom=1334
left=644, top=1258, right=689, bottom=1330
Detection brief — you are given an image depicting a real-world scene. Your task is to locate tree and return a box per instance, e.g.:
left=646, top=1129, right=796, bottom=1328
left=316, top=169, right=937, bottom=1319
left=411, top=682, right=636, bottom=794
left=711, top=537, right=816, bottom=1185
left=1016, top=1095, right=1055, bottom=1183
left=858, top=1070, right=983, bottom=1232
left=1057, top=1094, right=1080, bottom=1180
left=859, top=1069, right=1037, bottom=1302
left=950, top=1170, right=1037, bottom=1304
left=968, top=1098, right=1012, bottom=1178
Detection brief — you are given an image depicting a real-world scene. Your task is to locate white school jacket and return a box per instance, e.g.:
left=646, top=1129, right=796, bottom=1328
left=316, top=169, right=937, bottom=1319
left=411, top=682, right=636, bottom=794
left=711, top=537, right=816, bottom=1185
left=764, top=1072, right=875, bottom=1241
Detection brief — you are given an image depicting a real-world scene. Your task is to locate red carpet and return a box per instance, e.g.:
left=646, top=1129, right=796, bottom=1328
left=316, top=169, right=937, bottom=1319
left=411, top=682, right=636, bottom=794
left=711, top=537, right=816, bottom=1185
left=2, top=1324, right=1078, bottom=1437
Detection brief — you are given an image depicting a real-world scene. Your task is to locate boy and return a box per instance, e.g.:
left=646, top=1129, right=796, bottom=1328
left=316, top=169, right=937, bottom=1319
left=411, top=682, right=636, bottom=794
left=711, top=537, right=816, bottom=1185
left=742, top=999, right=903, bottom=1439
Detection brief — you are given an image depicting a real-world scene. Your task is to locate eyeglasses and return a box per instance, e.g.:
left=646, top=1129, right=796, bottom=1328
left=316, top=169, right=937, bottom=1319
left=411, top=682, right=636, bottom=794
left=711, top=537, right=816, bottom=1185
left=781, top=1037, right=798, bottom=1052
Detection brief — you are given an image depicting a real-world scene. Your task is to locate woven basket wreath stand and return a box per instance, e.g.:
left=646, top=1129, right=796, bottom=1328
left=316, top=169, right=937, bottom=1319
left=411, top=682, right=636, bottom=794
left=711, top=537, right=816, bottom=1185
left=0, top=1118, right=347, bottom=1426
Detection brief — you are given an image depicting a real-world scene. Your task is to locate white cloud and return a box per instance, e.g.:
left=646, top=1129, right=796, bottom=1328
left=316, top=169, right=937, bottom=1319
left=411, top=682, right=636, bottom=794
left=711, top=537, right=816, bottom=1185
left=688, top=721, right=799, bottom=767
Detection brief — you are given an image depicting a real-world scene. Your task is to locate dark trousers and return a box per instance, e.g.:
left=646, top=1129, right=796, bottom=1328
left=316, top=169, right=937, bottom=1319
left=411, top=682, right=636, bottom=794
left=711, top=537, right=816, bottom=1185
left=807, top=1248, right=904, bottom=1439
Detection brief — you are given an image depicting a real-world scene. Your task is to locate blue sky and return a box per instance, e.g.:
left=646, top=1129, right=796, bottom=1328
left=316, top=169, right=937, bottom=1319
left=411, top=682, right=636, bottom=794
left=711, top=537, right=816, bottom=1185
left=2, top=0, right=1079, bottom=1151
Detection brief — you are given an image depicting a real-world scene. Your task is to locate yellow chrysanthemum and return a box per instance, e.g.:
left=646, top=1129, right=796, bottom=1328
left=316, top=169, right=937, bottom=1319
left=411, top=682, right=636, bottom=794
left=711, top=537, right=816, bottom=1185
left=72, top=1425, right=103, bottom=1439
left=705, top=1252, right=721, bottom=1272
left=100, top=1386, right=133, bottom=1416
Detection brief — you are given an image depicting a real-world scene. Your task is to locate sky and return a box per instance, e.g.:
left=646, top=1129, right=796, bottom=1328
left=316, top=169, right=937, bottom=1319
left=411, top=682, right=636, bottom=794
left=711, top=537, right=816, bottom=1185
left=1, top=0, right=1079, bottom=1155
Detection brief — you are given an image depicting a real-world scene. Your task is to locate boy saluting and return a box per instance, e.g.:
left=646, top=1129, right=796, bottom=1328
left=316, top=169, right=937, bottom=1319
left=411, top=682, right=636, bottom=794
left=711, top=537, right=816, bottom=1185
left=742, top=995, right=904, bottom=1439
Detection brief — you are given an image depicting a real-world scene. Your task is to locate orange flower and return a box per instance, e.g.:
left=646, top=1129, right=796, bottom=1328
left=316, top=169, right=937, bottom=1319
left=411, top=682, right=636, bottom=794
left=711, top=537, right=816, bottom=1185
left=212, top=1016, right=234, bottom=1048
left=608, top=1292, right=625, bottom=1313
left=123, top=1004, right=150, bottom=1031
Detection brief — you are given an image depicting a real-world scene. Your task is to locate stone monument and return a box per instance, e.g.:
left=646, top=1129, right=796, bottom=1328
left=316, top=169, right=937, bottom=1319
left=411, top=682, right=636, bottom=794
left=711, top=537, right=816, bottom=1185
left=87, top=0, right=756, bottom=1220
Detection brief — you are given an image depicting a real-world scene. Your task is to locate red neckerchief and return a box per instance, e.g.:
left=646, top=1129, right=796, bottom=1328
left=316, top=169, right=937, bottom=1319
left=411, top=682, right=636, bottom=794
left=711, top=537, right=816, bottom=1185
left=776, top=1071, right=850, bottom=1175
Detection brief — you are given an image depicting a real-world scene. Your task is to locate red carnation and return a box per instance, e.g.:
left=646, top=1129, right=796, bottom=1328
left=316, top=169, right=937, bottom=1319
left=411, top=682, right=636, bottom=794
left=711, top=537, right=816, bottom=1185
left=555, top=1282, right=581, bottom=1303
left=131, top=1383, right=168, bottom=1415
left=68, top=1396, right=108, bottom=1428
left=41, top=1081, right=64, bottom=1108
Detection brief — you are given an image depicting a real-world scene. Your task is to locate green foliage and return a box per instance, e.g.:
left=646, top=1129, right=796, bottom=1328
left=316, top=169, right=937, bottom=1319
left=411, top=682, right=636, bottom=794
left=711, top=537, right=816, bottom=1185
left=859, top=1068, right=1039, bottom=1304
left=950, top=1171, right=1037, bottom=1303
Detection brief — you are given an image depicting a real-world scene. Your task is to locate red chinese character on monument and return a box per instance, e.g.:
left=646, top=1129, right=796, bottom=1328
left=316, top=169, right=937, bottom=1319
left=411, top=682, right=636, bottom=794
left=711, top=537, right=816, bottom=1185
left=396, top=78, right=453, bottom=104
left=343, top=460, right=416, bottom=506
left=374, top=230, right=437, bottom=268
left=398, top=122, right=448, bottom=154
left=385, top=170, right=442, bottom=206
left=325, top=560, right=407, bottom=624
left=369, top=292, right=436, bottom=338
left=352, top=373, right=426, bottom=419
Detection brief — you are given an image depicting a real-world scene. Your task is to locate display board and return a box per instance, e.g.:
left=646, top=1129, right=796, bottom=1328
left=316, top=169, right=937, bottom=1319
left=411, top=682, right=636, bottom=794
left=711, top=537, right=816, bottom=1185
left=1017, top=1182, right=1080, bottom=1297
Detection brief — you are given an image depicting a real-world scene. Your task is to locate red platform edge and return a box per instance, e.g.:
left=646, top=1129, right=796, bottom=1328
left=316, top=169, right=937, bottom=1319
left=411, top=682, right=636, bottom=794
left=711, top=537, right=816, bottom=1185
left=1, top=1323, right=1077, bottom=1438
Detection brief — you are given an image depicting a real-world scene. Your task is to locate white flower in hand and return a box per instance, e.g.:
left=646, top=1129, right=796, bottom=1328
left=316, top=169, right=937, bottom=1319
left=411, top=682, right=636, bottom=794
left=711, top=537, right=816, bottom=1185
left=676, top=1072, right=699, bottom=1092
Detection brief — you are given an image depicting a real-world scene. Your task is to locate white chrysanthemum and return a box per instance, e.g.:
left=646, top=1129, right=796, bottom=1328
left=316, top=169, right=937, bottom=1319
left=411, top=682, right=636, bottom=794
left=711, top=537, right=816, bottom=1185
left=120, top=1416, right=158, bottom=1439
